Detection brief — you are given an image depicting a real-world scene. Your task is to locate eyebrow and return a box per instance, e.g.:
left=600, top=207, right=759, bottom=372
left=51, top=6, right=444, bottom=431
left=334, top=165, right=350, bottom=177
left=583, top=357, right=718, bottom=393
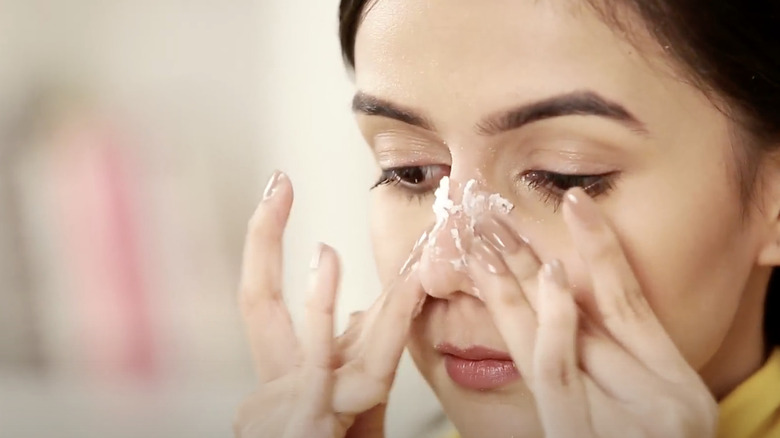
left=352, top=92, right=435, bottom=130
left=352, top=90, right=647, bottom=136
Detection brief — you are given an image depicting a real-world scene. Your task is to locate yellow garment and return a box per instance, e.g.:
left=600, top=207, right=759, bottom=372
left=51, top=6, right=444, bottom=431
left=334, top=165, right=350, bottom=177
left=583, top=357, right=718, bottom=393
left=444, top=348, right=780, bottom=438
left=718, top=348, right=780, bottom=438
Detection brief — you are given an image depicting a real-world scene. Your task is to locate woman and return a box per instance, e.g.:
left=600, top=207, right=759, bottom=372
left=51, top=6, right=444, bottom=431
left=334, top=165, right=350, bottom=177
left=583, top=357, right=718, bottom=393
left=234, top=0, right=780, bottom=437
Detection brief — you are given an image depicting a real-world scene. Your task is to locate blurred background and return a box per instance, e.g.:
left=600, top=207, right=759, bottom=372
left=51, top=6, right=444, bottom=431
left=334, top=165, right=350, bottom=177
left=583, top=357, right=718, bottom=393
left=0, top=1, right=445, bottom=437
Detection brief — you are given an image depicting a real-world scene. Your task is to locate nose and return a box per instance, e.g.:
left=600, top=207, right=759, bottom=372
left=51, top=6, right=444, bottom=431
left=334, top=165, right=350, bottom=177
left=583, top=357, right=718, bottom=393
left=418, top=177, right=494, bottom=300
left=418, top=210, right=477, bottom=299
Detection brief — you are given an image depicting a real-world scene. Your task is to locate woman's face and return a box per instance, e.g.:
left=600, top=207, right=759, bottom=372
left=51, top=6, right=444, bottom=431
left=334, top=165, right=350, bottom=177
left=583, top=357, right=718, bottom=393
left=354, top=0, right=775, bottom=435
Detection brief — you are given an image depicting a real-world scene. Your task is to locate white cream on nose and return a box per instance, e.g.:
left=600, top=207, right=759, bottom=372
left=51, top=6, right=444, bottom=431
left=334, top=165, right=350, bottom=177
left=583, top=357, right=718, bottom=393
left=427, top=176, right=514, bottom=272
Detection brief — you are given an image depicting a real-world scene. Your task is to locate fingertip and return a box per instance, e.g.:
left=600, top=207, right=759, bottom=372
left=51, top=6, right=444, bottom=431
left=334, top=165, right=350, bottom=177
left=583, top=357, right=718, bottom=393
left=563, top=187, right=601, bottom=231
left=310, top=242, right=325, bottom=270
left=564, top=186, right=586, bottom=204
left=311, top=243, right=340, bottom=269
left=561, top=189, right=580, bottom=226
left=246, top=174, right=294, bottom=244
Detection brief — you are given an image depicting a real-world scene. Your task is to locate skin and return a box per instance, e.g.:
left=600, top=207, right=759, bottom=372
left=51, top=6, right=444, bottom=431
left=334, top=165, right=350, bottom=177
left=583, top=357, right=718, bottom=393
left=234, top=0, right=780, bottom=437
left=354, top=0, right=780, bottom=435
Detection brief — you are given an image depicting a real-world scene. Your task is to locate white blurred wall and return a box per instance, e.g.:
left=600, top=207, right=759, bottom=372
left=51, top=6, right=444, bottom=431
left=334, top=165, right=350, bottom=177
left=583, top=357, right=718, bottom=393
left=0, top=0, right=445, bottom=437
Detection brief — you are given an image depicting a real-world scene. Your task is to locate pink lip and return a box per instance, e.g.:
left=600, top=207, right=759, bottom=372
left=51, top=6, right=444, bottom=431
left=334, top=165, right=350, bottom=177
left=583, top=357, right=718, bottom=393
left=436, top=343, right=520, bottom=390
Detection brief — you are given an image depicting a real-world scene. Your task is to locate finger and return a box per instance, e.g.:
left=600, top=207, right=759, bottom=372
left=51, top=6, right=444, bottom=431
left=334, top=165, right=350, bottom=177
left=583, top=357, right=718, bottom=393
left=332, top=257, right=426, bottom=412
left=562, top=188, right=691, bottom=381
left=359, top=269, right=425, bottom=380
left=355, top=230, right=431, bottom=345
left=533, top=261, right=594, bottom=438
left=331, top=230, right=429, bottom=412
left=475, top=214, right=542, bottom=309
left=238, top=171, right=300, bottom=382
left=297, top=243, right=340, bottom=419
left=466, top=237, right=536, bottom=380
left=330, top=231, right=430, bottom=404
left=334, top=311, right=365, bottom=364
left=577, top=322, right=666, bottom=401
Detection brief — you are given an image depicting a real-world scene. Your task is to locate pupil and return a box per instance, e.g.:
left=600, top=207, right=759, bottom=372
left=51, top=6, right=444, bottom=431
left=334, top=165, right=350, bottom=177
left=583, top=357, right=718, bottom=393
left=400, top=167, right=425, bottom=184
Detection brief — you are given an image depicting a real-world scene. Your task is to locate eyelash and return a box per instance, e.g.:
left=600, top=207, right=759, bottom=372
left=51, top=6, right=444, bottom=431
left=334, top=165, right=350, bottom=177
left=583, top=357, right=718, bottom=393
left=519, top=170, right=618, bottom=210
left=371, top=166, right=618, bottom=208
left=371, top=166, right=449, bottom=202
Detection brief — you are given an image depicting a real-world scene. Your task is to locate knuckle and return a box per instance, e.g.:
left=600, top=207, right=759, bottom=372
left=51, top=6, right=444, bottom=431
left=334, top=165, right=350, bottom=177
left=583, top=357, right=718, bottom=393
left=625, top=285, right=653, bottom=319
left=599, top=293, right=634, bottom=323
left=539, top=295, right=577, bottom=327
left=233, top=412, right=250, bottom=437
left=689, top=390, right=719, bottom=427
left=650, top=395, right=701, bottom=434
left=534, top=359, right=578, bottom=391
left=378, top=298, right=412, bottom=325
left=233, top=393, right=260, bottom=437
left=496, top=285, right=526, bottom=308
left=354, top=357, right=393, bottom=389
left=238, top=287, right=258, bottom=318
left=347, top=311, right=364, bottom=326
left=238, top=289, right=268, bottom=316
left=599, top=286, right=652, bottom=325
left=238, top=288, right=258, bottom=313
left=507, top=248, right=541, bottom=282
left=239, top=293, right=285, bottom=327
left=304, top=296, right=334, bottom=315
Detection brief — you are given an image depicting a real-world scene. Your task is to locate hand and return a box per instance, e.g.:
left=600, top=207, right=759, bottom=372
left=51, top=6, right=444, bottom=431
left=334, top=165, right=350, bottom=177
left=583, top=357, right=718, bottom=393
left=234, top=172, right=426, bottom=438
left=467, top=187, right=718, bottom=438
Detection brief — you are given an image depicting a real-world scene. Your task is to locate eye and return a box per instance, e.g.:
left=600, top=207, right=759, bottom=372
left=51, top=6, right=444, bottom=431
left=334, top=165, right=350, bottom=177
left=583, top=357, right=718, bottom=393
left=371, top=165, right=450, bottom=199
left=520, top=170, right=618, bottom=209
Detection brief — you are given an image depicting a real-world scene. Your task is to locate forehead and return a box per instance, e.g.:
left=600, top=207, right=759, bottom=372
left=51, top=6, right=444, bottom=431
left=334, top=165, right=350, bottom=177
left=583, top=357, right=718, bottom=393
left=354, top=0, right=668, bottom=125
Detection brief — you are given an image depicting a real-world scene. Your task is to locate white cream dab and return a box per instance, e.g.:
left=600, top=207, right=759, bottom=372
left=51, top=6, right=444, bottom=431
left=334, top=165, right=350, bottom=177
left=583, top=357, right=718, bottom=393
left=428, top=176, right=514, bottom=271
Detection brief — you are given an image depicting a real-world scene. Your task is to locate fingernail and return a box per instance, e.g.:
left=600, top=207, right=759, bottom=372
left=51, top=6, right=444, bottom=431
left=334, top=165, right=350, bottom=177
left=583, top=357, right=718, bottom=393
left=476, top=215, right=523, bottom=253
left=541, top=259, right=567, bottom=287
left=399, top=231, right=429, bottom=275
left=470, top=284, right=484, bottom=301
left=413, top=231, right=429, bottom=251
left=472, top=237, right=507, bottom=274
left=263, top=170, right=284, bottom=201
left=310, top=243, right=324, bottom=270
left=399, top=254, right=419, bottom=276
left=412, top=295, right=426, bottom=318
left=565, top=188, right=599, bottom=228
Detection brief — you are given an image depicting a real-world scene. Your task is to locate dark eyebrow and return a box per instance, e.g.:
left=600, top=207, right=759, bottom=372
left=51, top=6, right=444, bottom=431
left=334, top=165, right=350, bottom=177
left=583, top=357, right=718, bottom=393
left=477, top=90, right=647, bottom=136
left=352, top=90, right=647, bottom=136
left=352, top=92, right=434, bottom=130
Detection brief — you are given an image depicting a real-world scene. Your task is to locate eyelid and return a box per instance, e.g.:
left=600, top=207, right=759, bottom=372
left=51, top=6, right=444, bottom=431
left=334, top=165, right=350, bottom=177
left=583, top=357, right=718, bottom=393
left=372, top=132, right=449, bottom=167
left=375, top=150, right=436, bottom=169
left=522, top=146, right=623, bottom=173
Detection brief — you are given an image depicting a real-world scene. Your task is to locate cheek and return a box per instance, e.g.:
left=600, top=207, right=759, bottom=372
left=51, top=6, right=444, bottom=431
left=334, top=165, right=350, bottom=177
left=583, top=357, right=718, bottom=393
left=369, top=193, right=432, bottom=285
left=597, top=182, right=755, bottom=367
left=509, top=175, right=757, bottom=368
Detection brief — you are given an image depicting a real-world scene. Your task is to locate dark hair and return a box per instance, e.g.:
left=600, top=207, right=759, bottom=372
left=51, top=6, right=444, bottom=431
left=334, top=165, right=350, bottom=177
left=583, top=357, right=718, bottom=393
left=338, top=0, right=780, bottom=349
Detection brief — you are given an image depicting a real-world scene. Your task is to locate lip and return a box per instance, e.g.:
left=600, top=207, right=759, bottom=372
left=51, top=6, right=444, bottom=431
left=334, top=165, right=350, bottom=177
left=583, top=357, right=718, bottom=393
left=436, top=343, right=520, bottom=390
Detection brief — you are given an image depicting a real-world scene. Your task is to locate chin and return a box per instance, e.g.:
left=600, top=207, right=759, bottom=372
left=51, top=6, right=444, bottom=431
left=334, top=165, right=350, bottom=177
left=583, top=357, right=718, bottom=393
left=440, top=395, right=543, bottom=438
